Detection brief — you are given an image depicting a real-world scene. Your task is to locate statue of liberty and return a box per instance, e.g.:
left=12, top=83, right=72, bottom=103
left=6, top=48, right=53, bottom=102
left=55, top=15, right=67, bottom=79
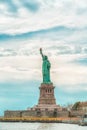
left=40, top=48, right=51, bottom=84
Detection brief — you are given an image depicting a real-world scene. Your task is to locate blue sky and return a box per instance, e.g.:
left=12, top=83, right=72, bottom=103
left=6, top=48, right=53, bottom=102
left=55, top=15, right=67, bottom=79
left=0, top=0, right=87, bottom=115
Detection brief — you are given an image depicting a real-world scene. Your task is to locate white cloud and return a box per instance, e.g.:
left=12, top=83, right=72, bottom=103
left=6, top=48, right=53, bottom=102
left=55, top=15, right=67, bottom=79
left=0, top=39, right=87, bottom=56
left=52, top=62, right=87, bottom=85
left=0, top=3, right=7, bottom=11
left=0, top=0, right=87, bottom=34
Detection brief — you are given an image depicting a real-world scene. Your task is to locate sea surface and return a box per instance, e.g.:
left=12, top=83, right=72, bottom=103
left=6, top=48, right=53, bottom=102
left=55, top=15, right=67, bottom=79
left=0, top=122, right=87, bottom=130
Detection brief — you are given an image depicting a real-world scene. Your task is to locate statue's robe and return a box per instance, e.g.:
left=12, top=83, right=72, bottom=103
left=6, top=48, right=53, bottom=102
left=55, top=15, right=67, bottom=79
left=42, top=58, right=51, bottom=83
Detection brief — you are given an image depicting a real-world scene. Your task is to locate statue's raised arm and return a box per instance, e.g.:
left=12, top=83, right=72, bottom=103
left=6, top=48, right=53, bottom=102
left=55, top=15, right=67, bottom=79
left=40, top=48, right=44, bottom=58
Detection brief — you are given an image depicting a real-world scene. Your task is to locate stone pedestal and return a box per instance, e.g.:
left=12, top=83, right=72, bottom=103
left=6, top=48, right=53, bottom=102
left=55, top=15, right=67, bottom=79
left=38, top=83, right=56, bottom=105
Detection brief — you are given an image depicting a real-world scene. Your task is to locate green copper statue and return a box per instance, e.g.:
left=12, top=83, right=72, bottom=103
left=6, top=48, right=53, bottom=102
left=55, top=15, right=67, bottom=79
left=40, top=48, right=51, bottom=84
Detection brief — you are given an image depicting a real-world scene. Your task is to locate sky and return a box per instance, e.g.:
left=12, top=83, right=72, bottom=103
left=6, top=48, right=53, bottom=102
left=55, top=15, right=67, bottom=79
left=0, top=0, right=87, bottom=115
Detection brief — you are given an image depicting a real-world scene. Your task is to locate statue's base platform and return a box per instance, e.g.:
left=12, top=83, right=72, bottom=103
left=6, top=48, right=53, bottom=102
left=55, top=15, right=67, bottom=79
left=33, top=104, right=62, bottom=111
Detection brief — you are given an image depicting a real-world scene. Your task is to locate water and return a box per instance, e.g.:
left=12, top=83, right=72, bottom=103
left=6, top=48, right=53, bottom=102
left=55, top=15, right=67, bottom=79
left=0, top=122, right=86, bottom=130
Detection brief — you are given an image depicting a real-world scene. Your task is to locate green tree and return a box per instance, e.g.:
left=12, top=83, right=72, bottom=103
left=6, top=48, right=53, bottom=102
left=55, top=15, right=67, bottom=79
left=72, top=102, right=80, bottom=110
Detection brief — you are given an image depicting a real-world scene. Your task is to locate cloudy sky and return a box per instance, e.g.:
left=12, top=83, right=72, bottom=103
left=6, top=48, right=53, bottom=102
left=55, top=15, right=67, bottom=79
left=0, top=0, right=87, bottom=115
